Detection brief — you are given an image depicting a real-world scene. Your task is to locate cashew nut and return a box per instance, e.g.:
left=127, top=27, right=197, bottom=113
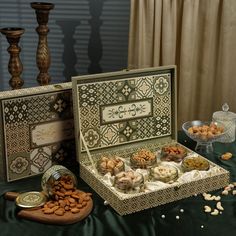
left=228, top=184, right=234, bottom=189
left=202, top=193, right=210, bottom=197
left=232, top=190, right=236, bottom=195
left=214, top=196, right=221, bottom=201
left=211, top=209, right=219, bottom=215
left=204, top=205, right=211, bottom=213
left=204, top=194, right=215, bottom=201
left=222, top=190, right=229, bottom=195
left=216, top=202, right=224, bottom=211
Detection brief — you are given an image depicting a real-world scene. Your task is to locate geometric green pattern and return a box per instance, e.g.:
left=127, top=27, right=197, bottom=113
left=76, top=73, right=172, bottom=152
left=0, top=83, right=74, bottom=182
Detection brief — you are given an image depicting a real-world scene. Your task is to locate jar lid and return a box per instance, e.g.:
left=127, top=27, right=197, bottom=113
left=15, top=191, right=47, bottom=209
left=213, top=103, right=236, bottom=121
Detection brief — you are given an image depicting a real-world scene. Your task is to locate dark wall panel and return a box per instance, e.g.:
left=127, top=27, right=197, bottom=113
left=0, top=0, right=130, bottom=90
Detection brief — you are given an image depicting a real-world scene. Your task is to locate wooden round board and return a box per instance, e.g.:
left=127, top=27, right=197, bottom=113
left=17, top=195, right=93, bottom=225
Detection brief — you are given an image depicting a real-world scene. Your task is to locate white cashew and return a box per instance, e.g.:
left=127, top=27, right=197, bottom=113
left=204, top=194, right=215, bottom=201
left=214, top=196, right=221, bottom=201
left=228, top=184, right=234, bottom=189
left=222, top=190, right=229, bottom=195
left=211, top=209, right=219, bottom=215
left=202, top=193, right=211, bottom=198
left=204, top=205, right=212, bottom=213
left=216, top=202, right=224, bottom=211
left=232, top=190, right=236, bottom=195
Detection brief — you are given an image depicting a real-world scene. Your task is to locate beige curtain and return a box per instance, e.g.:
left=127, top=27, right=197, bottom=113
left=128, top=0, right=236, bottom=128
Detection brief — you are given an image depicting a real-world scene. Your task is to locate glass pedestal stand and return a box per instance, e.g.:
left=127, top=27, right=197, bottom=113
left=195, top=141, right=214, bottom=155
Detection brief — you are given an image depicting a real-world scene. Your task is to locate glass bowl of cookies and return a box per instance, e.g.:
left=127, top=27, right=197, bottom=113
left=182, top=120, right=227, bottom=154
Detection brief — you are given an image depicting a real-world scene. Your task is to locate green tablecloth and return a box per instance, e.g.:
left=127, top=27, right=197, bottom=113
left=1, top=132, right=236, bottom=236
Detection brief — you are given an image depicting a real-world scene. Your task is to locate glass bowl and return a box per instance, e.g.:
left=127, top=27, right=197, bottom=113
left=181, top=155, right=210, bottom=172
left=149, top=164, right=179, bottom=183
left=182, top=120, right=227, bottom=154
left=160, top=144, right=187, bottom=162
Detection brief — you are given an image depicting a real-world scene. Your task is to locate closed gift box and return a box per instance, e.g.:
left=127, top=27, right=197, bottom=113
left=0, top=82, right=75, bottom=182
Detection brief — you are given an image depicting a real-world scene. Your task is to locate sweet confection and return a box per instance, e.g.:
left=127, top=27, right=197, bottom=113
left=150, top=165, right=178, bottom=183
left=181, top=156, right=210, bottom=172
left=97, top=156, right=125, bottom=175
left=130, top=149, right=156, bottom=169
left=113, top=170, right=143, bottom=192
left=161, top=145, right=187, bottom=162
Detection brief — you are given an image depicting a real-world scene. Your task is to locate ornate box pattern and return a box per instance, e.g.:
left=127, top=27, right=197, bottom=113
left=72, top=66, right=229, bottom=215
left=0, top=83, right=74, bottom=182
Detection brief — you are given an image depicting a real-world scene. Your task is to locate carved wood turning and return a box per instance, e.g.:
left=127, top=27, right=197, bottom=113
left=31, top=2, right=54, bottom=85
left=0, top=27, right=25, bottom=90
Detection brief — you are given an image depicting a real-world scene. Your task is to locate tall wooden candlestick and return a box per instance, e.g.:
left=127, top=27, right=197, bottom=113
left=31, top=2, right=54, bottom=85
left=0, top=27, right=25, bottom=89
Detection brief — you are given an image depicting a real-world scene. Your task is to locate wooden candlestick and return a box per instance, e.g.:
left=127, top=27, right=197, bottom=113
left=31, top=2, right=54, bottom=85
left=0, top=27, right=25, bottom=89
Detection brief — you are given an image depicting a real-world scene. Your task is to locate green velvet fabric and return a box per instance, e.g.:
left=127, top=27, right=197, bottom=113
left=1, top=132, right=236, bottom=236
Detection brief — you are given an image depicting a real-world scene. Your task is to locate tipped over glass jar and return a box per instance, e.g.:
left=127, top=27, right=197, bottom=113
left=41, top=165, right=78, bottom=197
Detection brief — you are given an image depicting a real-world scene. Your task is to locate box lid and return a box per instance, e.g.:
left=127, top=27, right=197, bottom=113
left=0, top=82, right=74, bottom=181
left=72, top=66, right=177, bottom=160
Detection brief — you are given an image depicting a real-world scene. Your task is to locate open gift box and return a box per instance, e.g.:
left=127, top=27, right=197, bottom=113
left=72, top=66, right=229, bottom=215
left=0, top=82, right=74, bottom=182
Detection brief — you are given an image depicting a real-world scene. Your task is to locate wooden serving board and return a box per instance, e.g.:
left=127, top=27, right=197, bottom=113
left=18, top=198, right=93, bottom=225
left=5, top=191, right=93, bottom=225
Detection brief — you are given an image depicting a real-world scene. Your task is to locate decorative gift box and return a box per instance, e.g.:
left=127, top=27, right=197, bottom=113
left=72, top=66, right=229, bottom=215
left=0, top=82, right=74, bottom=182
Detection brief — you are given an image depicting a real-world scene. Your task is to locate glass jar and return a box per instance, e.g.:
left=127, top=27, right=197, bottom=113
left=212, top=103, right=236, bottom=143
left=41, top=165, right=77, bottom=197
